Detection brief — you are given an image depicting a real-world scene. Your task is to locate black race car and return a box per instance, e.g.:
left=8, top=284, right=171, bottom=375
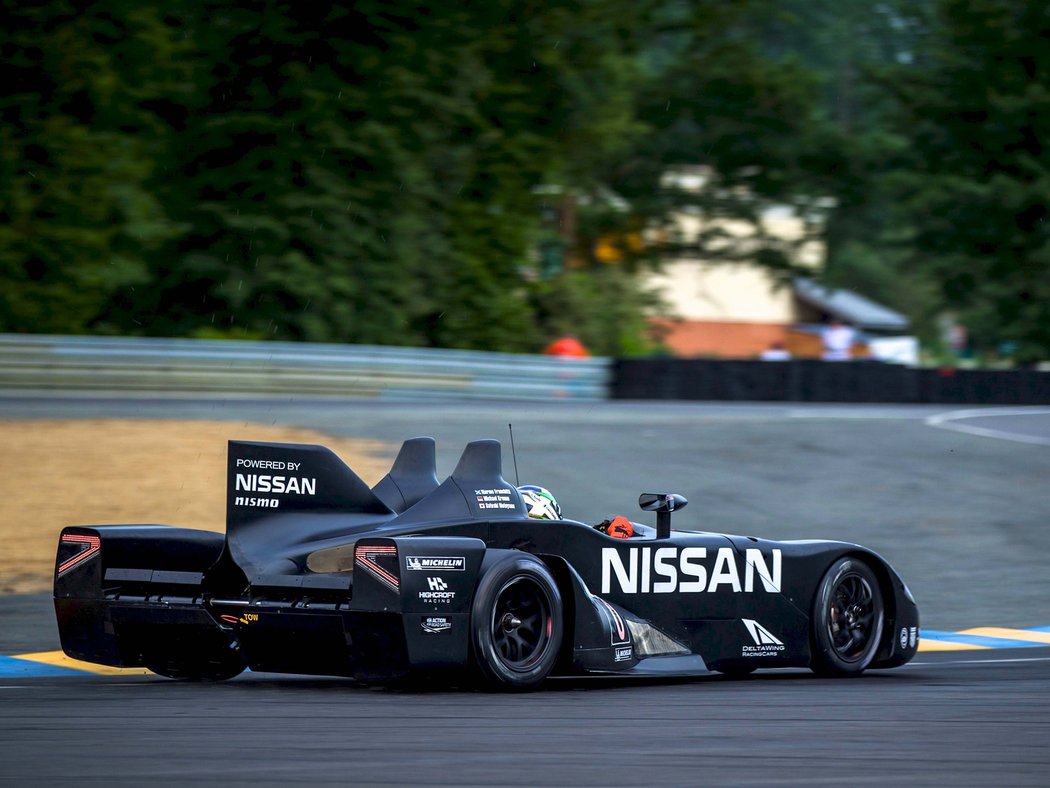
left=54, top=437, right=919, bottom=688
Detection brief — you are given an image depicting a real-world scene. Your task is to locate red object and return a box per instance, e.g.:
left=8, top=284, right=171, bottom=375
left=544, top=335, right=590, bottom=358
left=607, top=516, right=634, bottom=539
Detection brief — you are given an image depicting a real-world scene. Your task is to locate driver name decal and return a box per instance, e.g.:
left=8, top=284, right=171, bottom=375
left=474, top=487, right=516, bottom=510
left=601, top=547, right=782, bottom=594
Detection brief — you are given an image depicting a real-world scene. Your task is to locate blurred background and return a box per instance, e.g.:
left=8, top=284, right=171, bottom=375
left=2, top=0, right=1048, bottom=367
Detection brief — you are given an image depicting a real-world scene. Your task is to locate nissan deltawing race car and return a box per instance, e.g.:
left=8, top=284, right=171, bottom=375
left=54, top=437, right=919, bottom=689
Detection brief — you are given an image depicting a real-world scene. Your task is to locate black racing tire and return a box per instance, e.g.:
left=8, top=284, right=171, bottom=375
left=810, top=557, right=885, bottom=677
left=147, top=655, right=245, bottom=682
left=718, top=666, right=756, bottom=679
left=470, top=554, right=563, bottom=690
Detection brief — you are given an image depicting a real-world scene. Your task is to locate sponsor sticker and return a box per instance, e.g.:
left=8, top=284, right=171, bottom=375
left=900, top=627, right=908, bottom=649
left=406, top=556, right=466, bottom=572
left=235, top=473, right=317, bottom=496
left=614, top=646, right=633, bottom=663
left=235, top=459, right=303, bottom=471
left=601, top=546, right=782, bottom=595
left=419, top=577, right=455, bottom=603
left=419, top=592, right=455, bottom=603
left=741, top=619, right=785, bottom=657
left=233, top=496, right=279, bottom=508
left=910, top=626, right=918, bottom=649
left=421, top=617, right=452, bottom=634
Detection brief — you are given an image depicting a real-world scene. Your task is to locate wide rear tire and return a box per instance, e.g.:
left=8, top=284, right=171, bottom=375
left=470, top=554, right=563, bottom=690
left=145, top=635, right=246, bottom=681
left=810, top=557, right=884, bottom=677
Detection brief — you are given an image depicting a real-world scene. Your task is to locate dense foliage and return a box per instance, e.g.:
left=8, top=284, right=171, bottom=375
left=2, top=1, right=1047, bottom=360
left=810, top=0, right=1050, bottom=362
left=883, top=1, right=1050, bottom=362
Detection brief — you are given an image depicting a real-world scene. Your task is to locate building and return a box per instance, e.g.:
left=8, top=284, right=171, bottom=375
left=644, top=171, right=911, bottom=361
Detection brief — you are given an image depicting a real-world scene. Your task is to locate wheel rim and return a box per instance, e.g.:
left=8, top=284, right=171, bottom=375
left=826, top=572, right=879, bottom=662
left=490, top=575, right=553, bottom=672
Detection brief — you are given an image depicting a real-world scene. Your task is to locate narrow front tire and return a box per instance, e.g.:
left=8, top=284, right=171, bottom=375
left=810, top=557, right=884, bottom=676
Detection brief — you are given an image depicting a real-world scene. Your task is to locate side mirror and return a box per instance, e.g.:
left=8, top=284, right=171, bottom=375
left=638, top=493, right=688, bottom=539
left=638, top=493, right=688, bottom=513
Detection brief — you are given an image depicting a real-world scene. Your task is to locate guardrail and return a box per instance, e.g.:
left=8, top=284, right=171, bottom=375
left=0, top=335, right=610, bottom=401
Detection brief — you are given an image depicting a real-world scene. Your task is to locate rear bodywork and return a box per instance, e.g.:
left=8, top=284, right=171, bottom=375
left=55, top=437, right=920, bottom=681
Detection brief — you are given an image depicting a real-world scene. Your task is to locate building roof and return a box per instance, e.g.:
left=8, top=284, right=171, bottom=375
left=793, top=278, right=910, bottom=332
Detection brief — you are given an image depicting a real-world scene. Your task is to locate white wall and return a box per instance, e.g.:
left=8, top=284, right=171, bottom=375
left=646, top=206, right=825, bottom=323
left=646, top=260, right=795, bottom=322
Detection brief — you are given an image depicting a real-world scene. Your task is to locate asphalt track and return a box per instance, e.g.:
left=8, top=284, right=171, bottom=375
left=2, top=395, right=1049, bottom=785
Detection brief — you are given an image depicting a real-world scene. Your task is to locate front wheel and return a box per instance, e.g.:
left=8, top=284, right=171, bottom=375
left=471, top=554, right=563, bottom=690
left=810, top=557, right=884, bottom=676
left=717, top=666, right=756, bottom=679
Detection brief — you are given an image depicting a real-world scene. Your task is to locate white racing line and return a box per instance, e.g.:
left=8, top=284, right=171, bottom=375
left=787, top=407, right=934, bottom=420
left=925, top=407, right=1050, bottom=446
left=906, top=654, right=1050, bottom=667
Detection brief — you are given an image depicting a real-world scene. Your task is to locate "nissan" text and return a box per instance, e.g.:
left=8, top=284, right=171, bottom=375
left=601, top=547, right=781, bottom=594
left=235, top=474, right=317, bottom=495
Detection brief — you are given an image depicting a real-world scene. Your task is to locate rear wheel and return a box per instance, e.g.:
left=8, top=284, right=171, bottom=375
left=145, top=636, right=245, bottom=681
left=471, top=554, right=563, bottom=690
left=810, top=557, right=884, bottom=676
left=147, top=653, right=245, bottom=681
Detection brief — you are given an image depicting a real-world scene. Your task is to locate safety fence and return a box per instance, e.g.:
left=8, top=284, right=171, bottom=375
left=0, top=335, right=609, bottom=401
left=4, top=335, right=1049, bottom=405
left=612, top=358, right=1050, bottom=404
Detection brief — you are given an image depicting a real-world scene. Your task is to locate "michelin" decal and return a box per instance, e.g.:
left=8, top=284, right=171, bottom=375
left=406, top=556, right=465, bottom=571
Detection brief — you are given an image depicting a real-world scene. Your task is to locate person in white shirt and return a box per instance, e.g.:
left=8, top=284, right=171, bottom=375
left=822, top=318, right=855, bottom=361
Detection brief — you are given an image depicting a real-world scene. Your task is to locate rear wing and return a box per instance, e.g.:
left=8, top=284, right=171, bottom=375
left=54, top=525, right=225, bottom=666
left=224, top=441, right=395, bottom=579
left=227, top=441, right=390, bottom=525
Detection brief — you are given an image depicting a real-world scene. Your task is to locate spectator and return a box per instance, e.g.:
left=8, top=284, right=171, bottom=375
left=822, top=318, right=855, bottom=361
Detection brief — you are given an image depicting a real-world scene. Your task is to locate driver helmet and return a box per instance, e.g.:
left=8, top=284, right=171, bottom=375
left=518, top=485, right=561, bottom=520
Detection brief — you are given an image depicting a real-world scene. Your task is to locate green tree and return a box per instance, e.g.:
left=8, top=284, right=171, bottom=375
left=879, top=0, right=1050, bottom=361
left=0, top=4, right=185, bottom=333
left=101, top=2, right=575, bottom=348
left=6, top=0, right=932, bottom=357
left=564, top=1, right=837, bottom=279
